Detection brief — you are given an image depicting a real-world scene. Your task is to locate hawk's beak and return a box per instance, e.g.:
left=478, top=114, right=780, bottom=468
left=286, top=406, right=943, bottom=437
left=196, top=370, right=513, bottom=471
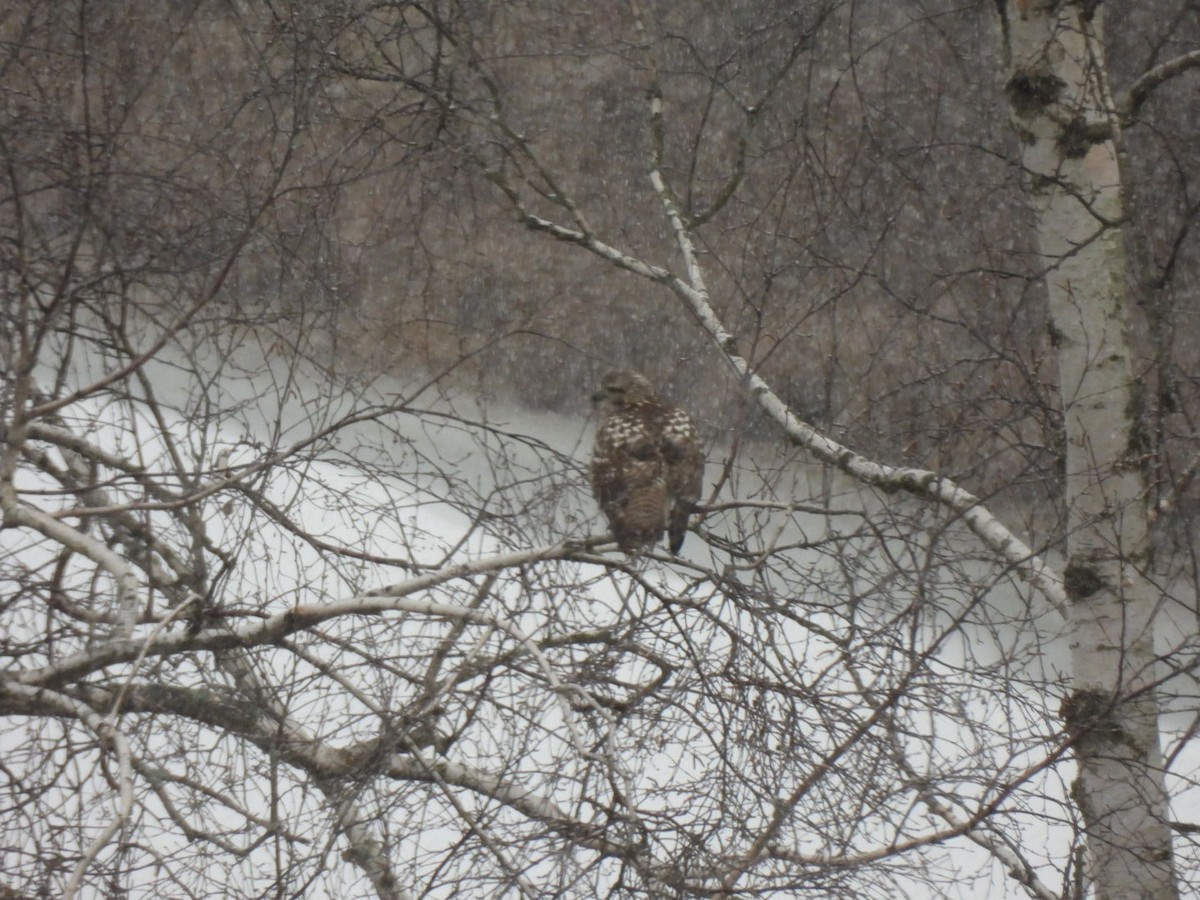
left=591, top=390, right=606, bottom=405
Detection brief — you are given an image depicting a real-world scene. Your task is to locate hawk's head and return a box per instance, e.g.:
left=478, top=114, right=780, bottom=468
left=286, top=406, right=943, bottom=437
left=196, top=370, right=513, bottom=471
left=592, top=370, right=658, bottom=413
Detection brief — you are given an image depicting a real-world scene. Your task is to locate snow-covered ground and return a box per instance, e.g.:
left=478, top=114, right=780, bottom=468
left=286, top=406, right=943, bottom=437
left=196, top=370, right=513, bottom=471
left=4, top=320, right=1198, bottom=898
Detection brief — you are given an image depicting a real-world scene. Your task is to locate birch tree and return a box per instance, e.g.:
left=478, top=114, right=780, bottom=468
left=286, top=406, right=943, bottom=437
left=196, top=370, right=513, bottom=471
left=995, top=3, right=1200, bottom=895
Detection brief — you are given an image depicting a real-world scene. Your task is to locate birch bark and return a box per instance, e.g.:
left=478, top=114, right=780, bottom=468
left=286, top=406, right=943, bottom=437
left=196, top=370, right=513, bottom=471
left=998, top=3, right=1177, bottom=896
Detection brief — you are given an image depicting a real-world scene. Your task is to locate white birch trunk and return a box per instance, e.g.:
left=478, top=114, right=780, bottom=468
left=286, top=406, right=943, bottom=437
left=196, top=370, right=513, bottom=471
left=999, top=3, right=1177, bottom=897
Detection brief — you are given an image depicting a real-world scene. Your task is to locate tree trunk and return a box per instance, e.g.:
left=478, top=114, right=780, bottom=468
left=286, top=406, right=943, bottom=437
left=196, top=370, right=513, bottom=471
left=998, top=3, right=1177, bottom=897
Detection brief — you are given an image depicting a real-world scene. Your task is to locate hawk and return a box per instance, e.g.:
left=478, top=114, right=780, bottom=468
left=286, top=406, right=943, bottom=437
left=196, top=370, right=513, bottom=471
left=590, top=370, right=704, bottom=554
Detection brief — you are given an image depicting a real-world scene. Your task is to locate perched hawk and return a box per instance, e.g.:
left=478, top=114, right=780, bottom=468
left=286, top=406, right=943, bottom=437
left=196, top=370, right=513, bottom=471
left=590, top=370, right=704, bottom=554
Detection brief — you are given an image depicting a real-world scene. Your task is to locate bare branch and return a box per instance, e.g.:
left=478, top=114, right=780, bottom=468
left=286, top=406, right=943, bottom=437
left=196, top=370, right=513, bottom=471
left=1123, top=49, right=1200, bottom=121
left=1, top=501, right=142, bottom=638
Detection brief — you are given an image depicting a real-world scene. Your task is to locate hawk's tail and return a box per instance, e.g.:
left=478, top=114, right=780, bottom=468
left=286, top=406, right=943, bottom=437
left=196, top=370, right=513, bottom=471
left=667, top=501, right=694, bottom=555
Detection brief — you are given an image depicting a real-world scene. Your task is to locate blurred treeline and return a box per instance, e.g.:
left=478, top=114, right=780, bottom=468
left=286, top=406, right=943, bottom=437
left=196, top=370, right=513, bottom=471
left=3, top=1, right=1198, bottom=519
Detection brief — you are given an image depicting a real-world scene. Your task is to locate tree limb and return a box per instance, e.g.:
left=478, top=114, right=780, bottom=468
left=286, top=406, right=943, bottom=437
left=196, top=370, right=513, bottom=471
left=1123, top=49, right=1200, bottom=121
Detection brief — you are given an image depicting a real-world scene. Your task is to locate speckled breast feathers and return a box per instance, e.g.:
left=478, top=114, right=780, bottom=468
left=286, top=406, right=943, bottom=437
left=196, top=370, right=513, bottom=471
left=590, top=371, right=703, bottom=554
